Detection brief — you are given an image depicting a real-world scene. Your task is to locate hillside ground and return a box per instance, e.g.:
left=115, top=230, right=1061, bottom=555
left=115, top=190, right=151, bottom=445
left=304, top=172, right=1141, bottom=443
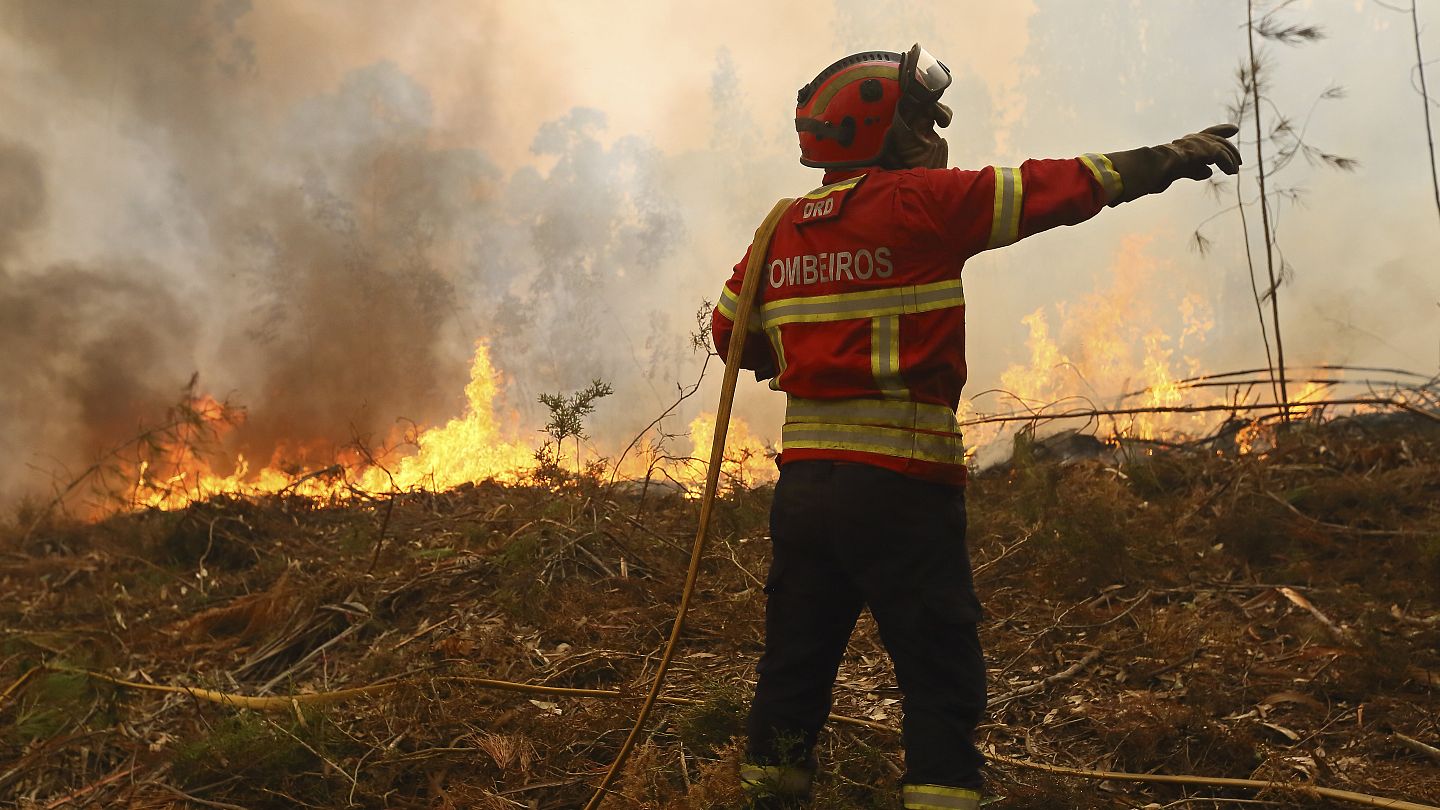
left=2, top=413, right=1439, bottom=809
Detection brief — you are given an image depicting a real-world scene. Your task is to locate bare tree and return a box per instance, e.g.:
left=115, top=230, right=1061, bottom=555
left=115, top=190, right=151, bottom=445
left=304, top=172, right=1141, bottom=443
left=1212, top=1, right=1358, bottom=422
left=1376, top=0, right=1440, bottom=224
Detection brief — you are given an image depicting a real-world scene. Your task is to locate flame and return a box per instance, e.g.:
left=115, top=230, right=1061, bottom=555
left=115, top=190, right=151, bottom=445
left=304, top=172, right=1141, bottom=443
left=1287, top=380, right=1329, bottom=420
left=353, top=344, right=534, bottom=492
left=680, top=413, right=777, bottom=491
left=967, top=235, right=1220, bottom=450
left=109, top=341, right=782, bottom=513
left=118, top=342, right=534, bottom=511
left=1235, top=420, right=1273, bottom=455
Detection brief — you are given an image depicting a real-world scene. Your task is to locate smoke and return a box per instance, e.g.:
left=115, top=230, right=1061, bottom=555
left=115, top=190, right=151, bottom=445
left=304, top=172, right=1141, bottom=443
left=0, top=139, right=200, bottom=492
left=2, top=1, right=1430, bottom=504
left=0, top=140, right=44, bottom=257
left=0, top=2, right=690, bottom=500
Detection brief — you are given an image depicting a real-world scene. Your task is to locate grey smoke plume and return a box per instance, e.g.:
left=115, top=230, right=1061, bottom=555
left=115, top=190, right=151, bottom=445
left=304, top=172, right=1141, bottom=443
left=0, top=2, right=689, bottom=501
left=0, top=135, right=201, bottom=494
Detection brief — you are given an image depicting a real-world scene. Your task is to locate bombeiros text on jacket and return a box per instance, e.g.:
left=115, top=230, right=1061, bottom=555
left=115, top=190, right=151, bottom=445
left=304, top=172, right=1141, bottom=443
left=768, top=247, right=894, bottom=288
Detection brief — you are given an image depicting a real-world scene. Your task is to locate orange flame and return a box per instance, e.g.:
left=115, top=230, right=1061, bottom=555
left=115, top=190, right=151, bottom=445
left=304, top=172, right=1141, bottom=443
left=680, top=413, right=777, bottom=492
left=353, top=344, right=534, bottom=492
left=966, top=235, right=1219, bottom=450
left=111, top=341, right=781, bottom=512
left=119, top=342, right=533, bottom=510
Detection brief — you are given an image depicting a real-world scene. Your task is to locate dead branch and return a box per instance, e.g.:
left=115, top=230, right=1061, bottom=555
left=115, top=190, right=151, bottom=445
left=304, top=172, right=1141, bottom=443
left=958, top=396, right=1420, bottom=428
left=1394, top=732, right=1440, bottom=764
left=609, top=353, right=711, bottom=486
left=141, top=780, right=253, bottom=810
left=989, top=648, right=1102, bottom=706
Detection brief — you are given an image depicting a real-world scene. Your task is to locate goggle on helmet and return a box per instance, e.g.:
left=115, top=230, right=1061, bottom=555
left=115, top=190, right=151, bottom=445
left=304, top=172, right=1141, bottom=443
left=795, top=44, right=953, bottom=169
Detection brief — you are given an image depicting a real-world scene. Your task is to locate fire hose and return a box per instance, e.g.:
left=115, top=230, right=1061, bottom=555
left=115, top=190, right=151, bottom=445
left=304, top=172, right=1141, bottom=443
left=581, top=197, right=795, bottom=810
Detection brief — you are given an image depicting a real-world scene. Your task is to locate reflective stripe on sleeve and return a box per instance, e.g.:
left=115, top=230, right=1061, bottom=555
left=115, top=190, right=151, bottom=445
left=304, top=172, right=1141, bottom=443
left=786, top=396, right=960, bottom=435
left=986, top=166, right=1023, bottom=249
left=781, top=422, right=966, bottom=466
left=717, top=286, right=739, bottom=321
left=1079, top=152, right=1123, bottom=203
left=717, top=285, right=761, bottom=332
left=758, top=279, right=964, bottom=329
left=870, top=315, right=908, bottom=399
left=902, top=783, right=981, bottom=810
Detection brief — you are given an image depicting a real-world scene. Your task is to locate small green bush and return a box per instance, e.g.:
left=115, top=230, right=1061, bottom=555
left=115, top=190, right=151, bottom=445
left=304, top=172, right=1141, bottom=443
left=172, top=711, right=316, bottom=786
left=676, top=681, right=748, bottom=757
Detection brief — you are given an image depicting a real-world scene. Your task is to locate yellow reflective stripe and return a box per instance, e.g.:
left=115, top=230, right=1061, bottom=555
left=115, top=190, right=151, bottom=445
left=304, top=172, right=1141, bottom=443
left=782, top=422, right=966, bottom=466
left=786, top=396, right=960, bottom=435
left=902, top=784, right=981, bottom=810
left=759, top=279, right=964, bottom=329
left=739, top=763, right=813, bottom=796
left=1079, top=152, right=1123, bottom=203
left=716, top=286, right=740, bottom=321
left=810, top=65, right=899, bottom=114
left=986, top=166, right=1023, bottom=249
left=718, top=285, right=762, bottom=333
left=802, top=176, right=864, bottom=200
left=765, top=325, right=788, bottom=391
left=870, top=315, right=908, bottom=398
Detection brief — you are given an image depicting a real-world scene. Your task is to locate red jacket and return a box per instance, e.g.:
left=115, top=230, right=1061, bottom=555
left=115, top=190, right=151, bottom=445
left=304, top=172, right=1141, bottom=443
left=714, top=156, right=1123, bottom=485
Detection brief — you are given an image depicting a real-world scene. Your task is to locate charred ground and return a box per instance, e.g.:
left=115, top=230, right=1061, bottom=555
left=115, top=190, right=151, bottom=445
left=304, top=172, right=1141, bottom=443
left=2, top=414, right=1439, bottom=809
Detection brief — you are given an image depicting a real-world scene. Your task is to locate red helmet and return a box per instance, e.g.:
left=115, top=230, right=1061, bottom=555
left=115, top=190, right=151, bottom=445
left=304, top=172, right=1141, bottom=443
left=795, top=45, right=953, bottom=169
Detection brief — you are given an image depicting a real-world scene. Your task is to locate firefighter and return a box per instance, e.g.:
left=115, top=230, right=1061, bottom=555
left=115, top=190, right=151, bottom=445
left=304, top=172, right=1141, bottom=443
left=712, top=45, right=1241, bottom=808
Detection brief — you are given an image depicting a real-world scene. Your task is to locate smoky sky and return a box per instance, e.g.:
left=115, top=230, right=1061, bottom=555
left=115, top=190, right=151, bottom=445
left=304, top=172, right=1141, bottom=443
left=0, top=2, right=686, bottom=499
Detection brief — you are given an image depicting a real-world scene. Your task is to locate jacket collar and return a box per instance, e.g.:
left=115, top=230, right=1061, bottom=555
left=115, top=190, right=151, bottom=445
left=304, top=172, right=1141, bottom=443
left=821, top=167, right=877, bottom=185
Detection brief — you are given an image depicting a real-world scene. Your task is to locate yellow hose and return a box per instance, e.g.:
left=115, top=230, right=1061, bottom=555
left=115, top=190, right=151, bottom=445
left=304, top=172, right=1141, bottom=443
left=580, top=197, right=794, bottom=810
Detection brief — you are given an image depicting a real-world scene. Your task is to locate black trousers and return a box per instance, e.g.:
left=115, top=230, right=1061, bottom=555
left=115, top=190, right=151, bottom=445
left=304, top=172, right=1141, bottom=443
left=746, top=460, right=986, bottom=789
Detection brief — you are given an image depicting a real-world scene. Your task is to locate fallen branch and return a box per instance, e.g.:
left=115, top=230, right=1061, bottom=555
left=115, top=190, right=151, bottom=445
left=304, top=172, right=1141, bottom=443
left=1394, top=732, right=1440, bottom=764
left=983, top=752, right=1440, bottom=810
left=989, top=648, right=1102, bottom=706
left=1278, top=586, right=1354, bottom=644
left=0, top=666, right=39, bottom=709
left=959, top=397, right=1418, bottom=429
left=75, top=667, right=392, bottom=710
left=141, top=780, right=253, bottom=810
left=39, top=764, right=141, bottom=810
left=1391, top=605, right=1440, bottom=627
left=58, top=666, right=1440, bottom=810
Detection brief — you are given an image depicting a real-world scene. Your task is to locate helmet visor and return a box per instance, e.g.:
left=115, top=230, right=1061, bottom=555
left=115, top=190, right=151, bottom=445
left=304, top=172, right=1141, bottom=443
left=910, top=47, right=951, bottom=95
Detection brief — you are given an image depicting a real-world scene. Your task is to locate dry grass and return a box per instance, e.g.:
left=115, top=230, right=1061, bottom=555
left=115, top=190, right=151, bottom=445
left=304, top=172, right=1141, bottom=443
left=1, top=414, right=1438, bottom=808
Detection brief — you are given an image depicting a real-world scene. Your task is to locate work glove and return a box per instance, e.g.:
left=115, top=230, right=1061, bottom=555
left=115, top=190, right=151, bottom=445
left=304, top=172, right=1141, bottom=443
left=880, top=99, right=953, bottom=170
left=1104, top=124, right=1242, bottom=205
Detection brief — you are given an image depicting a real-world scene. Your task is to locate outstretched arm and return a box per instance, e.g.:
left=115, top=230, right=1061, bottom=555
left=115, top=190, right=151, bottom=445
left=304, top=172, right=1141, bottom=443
left=926, top=124, right=1243, bottom=255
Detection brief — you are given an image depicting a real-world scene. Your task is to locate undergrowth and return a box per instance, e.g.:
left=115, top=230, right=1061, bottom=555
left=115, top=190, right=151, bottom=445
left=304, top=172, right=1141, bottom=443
left=1, top=413, right=1438, bottom=807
